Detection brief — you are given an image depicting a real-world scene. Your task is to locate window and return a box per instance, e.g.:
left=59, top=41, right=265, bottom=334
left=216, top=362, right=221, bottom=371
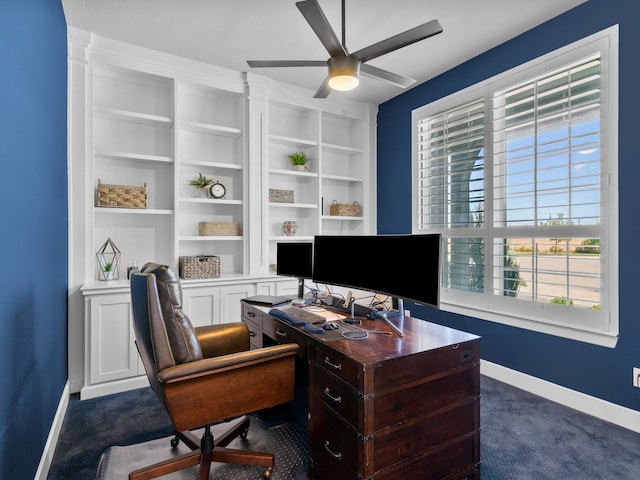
left=412, top=26, right=618, bottom=346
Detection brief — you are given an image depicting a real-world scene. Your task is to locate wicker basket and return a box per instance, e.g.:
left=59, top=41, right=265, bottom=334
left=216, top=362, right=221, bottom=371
left=179, top=255, right=221, bottom=279
left=97, top=180, right=148, bottom=208
left=329, top=201, right=362, bottom=217
left=198, top=222, right=240, bottom=236
left=269, top=189, right=294, bottom=203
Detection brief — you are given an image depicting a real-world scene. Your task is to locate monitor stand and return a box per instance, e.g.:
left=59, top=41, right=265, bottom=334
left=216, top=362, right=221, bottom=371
left=377, top=299, right=405, bottom=337
left=297, top=278, right=305, bottom=300
left=378, top=298, right=405, bottom=318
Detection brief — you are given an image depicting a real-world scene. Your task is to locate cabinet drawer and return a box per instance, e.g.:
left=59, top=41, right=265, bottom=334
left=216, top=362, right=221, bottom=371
left=373, top=398, right=479, bottom=473
left=311, top=344, right=361, bottom=388
left=373, top=365, right=479, bottom=431
left=311, top=363, right=361, bottom=431
left=309, top=403, right=359, bottom=480
left=310, top=396, right=479, bottom=479
left=262, top=315, right=308, bottom=359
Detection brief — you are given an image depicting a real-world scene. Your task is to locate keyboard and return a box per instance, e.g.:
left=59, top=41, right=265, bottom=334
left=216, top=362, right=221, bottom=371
left=280, top=306, right=325, bottom=324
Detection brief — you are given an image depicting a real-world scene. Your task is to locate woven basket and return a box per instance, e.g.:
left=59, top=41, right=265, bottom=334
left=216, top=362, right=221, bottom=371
left=199, top=222, right=240, bottom=236
left=179, top=255, right=221, bottom=279
left=269, top=189, right=294, bottom=203
left=97, top=180, right=147, bottom=208
left=329, top=201, right=362, bottom=217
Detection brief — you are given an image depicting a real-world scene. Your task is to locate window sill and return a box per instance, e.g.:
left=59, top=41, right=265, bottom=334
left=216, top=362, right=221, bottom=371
left=441, top=299, right=618, bottom=348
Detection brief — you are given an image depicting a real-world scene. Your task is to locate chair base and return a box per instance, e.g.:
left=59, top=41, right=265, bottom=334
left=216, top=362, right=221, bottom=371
left=128, top=416, right=274, bottom=480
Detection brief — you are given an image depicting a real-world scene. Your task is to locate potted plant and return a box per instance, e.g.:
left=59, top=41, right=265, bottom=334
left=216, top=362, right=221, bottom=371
left=189, top=172, right=213, bottom=197
left=288, top=152, right=310, bottom=171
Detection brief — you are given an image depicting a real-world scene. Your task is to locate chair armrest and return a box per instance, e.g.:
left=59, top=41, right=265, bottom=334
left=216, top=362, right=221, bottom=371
left=157, top=343, right=299, bottom=383
left=195, top=322, right=250, bottom=358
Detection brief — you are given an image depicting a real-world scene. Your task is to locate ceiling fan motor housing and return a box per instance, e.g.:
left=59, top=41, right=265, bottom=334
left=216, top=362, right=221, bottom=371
left=328, top=55, right=360, bottom=90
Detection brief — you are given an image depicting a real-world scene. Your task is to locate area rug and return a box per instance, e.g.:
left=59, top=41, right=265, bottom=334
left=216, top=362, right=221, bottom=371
left=94, top=417, right=308, bottom=480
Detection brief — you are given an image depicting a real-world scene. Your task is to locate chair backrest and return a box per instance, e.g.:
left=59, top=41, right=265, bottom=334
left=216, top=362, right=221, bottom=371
left=139, top=262, right=203, bottom=364
left=130, top=263, right=204, bottom=409
left=130, top=272, right=170, bottom=408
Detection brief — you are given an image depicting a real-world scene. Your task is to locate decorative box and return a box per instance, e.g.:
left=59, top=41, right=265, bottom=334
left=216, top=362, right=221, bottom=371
left=269, top=189, right=294, bottom=203
left=178, top=255, right=221, bottom=279
left=329, top=201, right=362, bottom=217
left=198, top=222, right=241, bottom=236
left=97, top=180, right=148, bottom=208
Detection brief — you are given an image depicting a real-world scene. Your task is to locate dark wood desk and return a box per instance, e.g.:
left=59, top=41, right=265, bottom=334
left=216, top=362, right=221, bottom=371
left=241, top=301, right=481, bottom=480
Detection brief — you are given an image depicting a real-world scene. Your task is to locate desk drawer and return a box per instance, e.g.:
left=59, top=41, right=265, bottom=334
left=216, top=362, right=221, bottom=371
left=311, top=363, right=361, bottom=430
left=262, top=315, right=308, bottom=359
left=309, top=403, right=359, bottom=480
left=311, top=344, right=362, bottom=388
left=241, top=304, right=263, bottom=349
left=310, top=396, right=479, bottom=479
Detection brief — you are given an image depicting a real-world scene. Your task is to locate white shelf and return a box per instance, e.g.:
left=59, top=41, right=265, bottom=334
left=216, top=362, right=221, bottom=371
left=94, top=150, right=173, bottom=164
left=94, top=106, right=173, bottom=127
left=269, top=168, right=318, bottom=178
left=180, top=120, right=242, bottom=137
left=269, top=202, right=318, bottom=209
left=180, top=160, right=242, bottom=170
left=322, top=215, right=364, bottom=221
left=322, top=143, right=364, bottom=155
left=179, top=198, right=243, bottom=206
left=322, top=174, right=364, bottom=183
left=269, top=134, right=318, bottom=147
left=179, top=236, right=243, bottom=241
left=94, top=207, right=173, bottom=215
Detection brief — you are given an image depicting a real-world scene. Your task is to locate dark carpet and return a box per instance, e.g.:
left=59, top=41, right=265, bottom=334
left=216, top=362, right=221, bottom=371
left=47, top=375, right=640, bottom=480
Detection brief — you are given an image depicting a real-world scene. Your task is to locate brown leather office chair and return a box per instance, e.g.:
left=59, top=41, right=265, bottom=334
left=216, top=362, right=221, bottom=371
left=129, top=263, right=299, bottom=480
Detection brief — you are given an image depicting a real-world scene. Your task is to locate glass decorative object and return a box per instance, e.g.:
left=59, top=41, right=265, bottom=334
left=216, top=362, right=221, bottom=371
left=282, top=221, right=298, bottom=236
left=96, top=237, right=121, bottom=281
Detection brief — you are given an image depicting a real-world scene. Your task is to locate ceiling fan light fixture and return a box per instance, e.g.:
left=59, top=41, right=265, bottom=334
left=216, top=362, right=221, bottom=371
left=328, top=56, right=360, bottom=91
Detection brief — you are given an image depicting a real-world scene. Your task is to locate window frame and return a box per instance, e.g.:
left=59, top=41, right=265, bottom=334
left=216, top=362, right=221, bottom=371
left=411, top=25, right=618, bottom=347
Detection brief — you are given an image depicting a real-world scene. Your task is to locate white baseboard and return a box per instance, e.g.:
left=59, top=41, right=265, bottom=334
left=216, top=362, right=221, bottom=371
left=35, top=381, right=70, bottom=480
left=80, top=375, right=149, bottom=400
left=481, top=360, right=640, bottom=433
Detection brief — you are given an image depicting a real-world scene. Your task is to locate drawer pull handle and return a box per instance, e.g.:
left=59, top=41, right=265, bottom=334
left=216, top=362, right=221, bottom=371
left=324, top=387, right=342, bottom=403
left=275, top=329, right=288, bottom=339
left=247, top=311, right=255, bottom=318
left=323, top=357, right=342, bottom=370
left=324, top=440, right=342, bottom=460
left=249, top=331, right=256, bottom=338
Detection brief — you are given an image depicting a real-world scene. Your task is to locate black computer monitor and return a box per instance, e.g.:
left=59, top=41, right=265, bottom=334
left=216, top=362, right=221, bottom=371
left=276, top=242, right=313, bottom=298
left=311, top=234, right=441, bottom=314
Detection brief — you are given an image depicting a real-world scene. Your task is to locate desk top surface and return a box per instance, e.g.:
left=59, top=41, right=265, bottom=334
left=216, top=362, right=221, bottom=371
left=243, top=301, right=480, bottom=365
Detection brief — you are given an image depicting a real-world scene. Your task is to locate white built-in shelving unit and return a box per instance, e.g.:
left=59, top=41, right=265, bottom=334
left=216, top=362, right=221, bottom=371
left=67, top=28, right=377, bottom=398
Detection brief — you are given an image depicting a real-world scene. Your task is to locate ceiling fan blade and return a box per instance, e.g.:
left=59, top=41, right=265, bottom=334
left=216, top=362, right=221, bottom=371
left=313, top=77, right=332, bottom=98
left=247, top=60, right=327, bottom=68
left=353, top=19, right=443, bottom=63
left=360, top=63, right=416, bottom=88
left=296, top=0, right=347, bottom=58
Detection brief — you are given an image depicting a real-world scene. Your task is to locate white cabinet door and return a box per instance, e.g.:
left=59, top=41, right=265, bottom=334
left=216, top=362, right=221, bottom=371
left=87, top=294, right=139, bottom=385
left=182, top=287, right=221, bottom=327
left=219, top=283, right=256, bottom=323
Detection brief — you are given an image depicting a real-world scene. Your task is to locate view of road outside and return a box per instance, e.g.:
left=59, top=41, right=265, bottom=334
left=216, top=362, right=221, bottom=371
left=506, top=238, right=601, bottom=309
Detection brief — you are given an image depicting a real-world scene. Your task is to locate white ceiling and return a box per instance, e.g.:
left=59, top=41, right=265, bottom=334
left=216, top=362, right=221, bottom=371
left=61, top=0, right=586, bottom=105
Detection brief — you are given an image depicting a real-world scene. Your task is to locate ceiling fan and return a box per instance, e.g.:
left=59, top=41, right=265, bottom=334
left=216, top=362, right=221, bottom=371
left=246, top=0, right=443, bottom=98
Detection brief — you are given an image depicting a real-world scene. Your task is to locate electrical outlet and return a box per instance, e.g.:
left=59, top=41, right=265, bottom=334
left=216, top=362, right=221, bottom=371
left=634, top=368, right=640, bottom=388
left=404, top=309, right=411, bottom=317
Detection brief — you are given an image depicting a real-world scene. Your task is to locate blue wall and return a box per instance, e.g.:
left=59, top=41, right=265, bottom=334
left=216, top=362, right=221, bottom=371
left=0, top=1, right=68, bottom=478
left=378, top=0, right=640, bottom=411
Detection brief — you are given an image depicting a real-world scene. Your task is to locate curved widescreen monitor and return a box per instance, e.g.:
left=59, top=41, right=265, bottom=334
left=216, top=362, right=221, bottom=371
left=312, top=234, right=441, bottom=309
left=277, top=242, right=313, bottom=298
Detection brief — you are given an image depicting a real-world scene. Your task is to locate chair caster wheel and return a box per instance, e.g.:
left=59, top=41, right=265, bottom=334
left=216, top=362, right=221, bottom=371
left=170, top=436, right=180, bottom=448
left=263, top=467, right=272, bottom=478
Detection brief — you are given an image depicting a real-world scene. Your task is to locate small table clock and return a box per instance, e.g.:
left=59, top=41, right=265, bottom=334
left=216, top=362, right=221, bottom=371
left=208, top=180, right=226, bottom=199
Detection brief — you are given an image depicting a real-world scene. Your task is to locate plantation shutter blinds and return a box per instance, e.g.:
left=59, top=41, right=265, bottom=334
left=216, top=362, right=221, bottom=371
left=415, top=55, right=604, bottom=310
left=492, top=55, right=602, bottom=228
